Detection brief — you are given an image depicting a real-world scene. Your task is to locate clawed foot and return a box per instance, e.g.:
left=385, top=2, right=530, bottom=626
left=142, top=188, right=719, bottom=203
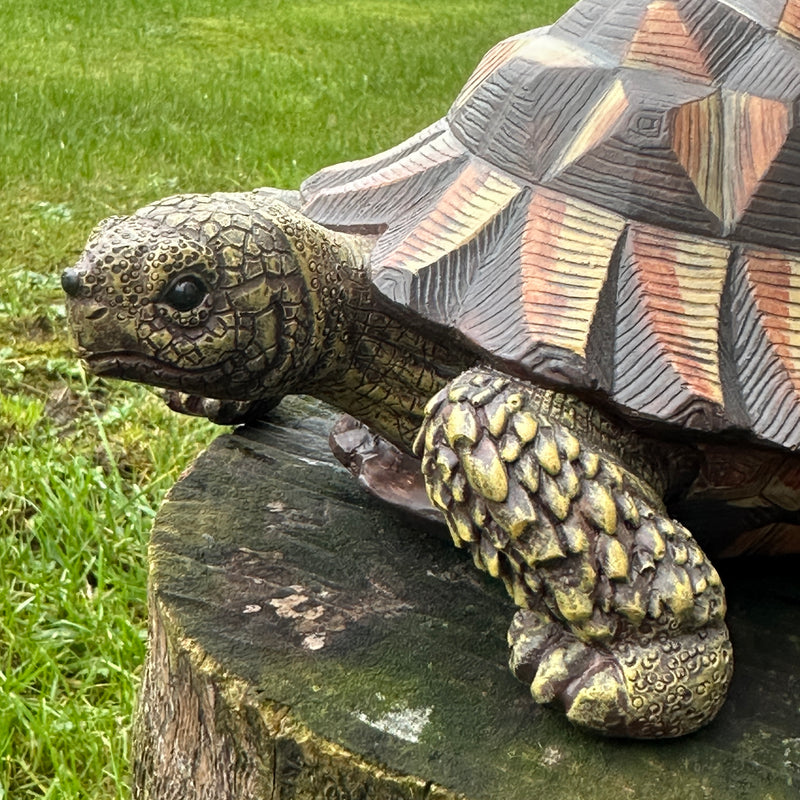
left=417, top=368, right=736, bottom=738
left=508, top=608, right=733, bottom=738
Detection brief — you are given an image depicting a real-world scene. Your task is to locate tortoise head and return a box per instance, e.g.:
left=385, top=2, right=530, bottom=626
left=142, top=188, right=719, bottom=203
left=62, top=192, right=348, bottom=402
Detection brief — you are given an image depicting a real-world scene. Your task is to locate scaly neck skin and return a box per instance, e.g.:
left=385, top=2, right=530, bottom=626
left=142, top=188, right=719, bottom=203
left=300, top=231, right=476, bottom=453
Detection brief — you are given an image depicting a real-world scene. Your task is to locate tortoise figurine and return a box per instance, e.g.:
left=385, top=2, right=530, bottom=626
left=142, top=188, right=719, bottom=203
left=62, top=0, right=800, bottom=738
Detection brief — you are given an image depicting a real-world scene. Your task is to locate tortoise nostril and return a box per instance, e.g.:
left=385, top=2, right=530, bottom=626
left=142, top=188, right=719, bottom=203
left=86, top=307, right=108, bottom=321
left=61, top=268, right=82, bottom=297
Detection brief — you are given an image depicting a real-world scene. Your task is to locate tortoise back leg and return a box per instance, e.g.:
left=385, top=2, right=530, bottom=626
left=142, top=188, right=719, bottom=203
left=415, top=368, right=733, bottom=738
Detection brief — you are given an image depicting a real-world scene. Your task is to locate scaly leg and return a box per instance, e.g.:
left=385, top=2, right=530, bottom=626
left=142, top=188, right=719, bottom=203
left=415, top=368, right=733, bottom=738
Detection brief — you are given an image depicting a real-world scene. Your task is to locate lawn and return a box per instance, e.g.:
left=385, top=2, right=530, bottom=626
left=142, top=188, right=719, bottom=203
left=0, top=0, right=571, bottom=796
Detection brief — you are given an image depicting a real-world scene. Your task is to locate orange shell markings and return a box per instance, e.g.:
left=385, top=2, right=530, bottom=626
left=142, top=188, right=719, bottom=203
left=743, top=250, right=800, bottom=395
left=623, top=0, right=712, bottom=81
left=519, top=189, right=624, bottom=357
left=780, top=0, right=800, bottom=40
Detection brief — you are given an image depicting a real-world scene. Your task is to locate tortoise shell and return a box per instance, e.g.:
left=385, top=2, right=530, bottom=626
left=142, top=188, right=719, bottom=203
left=298, top=0, right=800, bottom=454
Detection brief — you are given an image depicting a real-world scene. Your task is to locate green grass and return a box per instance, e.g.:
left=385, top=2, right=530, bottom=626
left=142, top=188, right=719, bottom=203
left=0, top=0, right=572, bottom=796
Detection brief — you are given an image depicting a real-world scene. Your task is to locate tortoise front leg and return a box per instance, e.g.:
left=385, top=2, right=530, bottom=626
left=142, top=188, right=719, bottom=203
left=415, top=368, right=733, bottom=738
left=162, top=391, right=278, bottom=425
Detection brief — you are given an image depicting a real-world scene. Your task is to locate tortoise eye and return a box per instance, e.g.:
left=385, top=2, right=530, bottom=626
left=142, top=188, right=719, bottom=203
left=163, top=276, right=207, bottom=312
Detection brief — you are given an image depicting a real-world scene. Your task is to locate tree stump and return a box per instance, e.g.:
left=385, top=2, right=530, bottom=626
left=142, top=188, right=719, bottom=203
left=132, top=398, right=800, bottom=800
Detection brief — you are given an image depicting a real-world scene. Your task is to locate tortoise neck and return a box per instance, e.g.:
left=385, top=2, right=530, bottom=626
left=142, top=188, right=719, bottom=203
left=317, top=302, right=475, bottom=452
left=303, top=234, right=476, bottom=452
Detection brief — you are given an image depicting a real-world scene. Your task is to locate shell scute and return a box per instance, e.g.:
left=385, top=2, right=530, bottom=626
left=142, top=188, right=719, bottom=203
left=301, top=0, right=800, bottom=451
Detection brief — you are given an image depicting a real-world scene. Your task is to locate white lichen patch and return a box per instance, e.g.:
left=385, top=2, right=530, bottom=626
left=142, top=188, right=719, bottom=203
left=302, top=632, right=327, bottom=650
left=269, top=593, right=324, bottom=622
left=265, top=580, right=409, bottom=653
left=540, top=745, right=564, bottom=767
left=267, top=589, right=333, bottom=649
left=354, top=705, right=433, bottom=744
left=243, top=604, right=262, bottom=614
left=783, top=737, right=800, bottom=774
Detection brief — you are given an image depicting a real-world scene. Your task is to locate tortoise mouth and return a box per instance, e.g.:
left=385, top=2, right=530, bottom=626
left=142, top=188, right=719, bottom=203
left=84, top=352, right=230, bottom=394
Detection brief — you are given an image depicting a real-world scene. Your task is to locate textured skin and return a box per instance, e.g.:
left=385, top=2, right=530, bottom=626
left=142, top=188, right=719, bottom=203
left=416, top=369, right=732, bottom=737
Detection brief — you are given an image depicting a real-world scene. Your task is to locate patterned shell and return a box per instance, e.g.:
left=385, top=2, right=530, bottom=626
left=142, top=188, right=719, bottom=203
left=299, top=0, right=800, bottom=452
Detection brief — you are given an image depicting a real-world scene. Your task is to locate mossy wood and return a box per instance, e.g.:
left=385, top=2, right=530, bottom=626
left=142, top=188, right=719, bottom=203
left=132, top=399, right=799, bottom=800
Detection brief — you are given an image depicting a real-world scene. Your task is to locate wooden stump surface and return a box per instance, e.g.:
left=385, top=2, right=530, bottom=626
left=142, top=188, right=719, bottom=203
left=132, top=398, right=800, bottom=800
